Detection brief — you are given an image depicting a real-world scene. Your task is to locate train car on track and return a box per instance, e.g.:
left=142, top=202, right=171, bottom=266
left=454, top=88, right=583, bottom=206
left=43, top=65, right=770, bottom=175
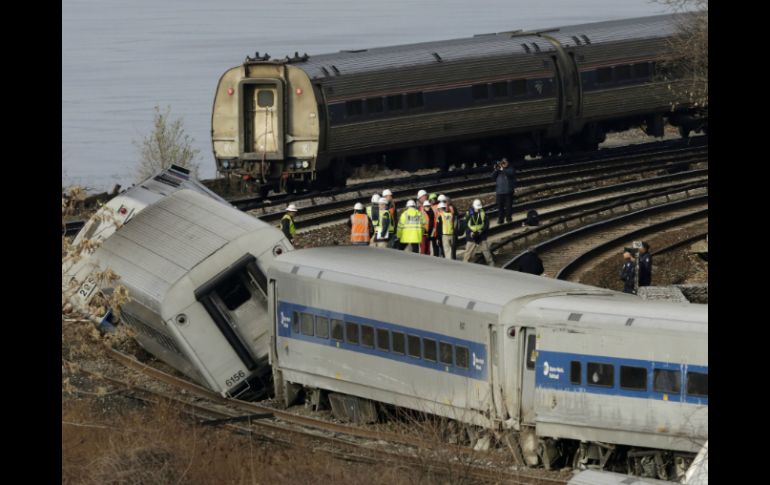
left=212, top=13, right=707, bottom=194
left=267, top=246, right=707, bottom=480
left=64, top=187, right=293, bottom=399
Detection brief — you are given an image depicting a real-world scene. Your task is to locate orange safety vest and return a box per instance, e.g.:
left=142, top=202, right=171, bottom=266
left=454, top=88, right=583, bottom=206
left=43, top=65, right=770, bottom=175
left=350, top=213, right=370, bottom=243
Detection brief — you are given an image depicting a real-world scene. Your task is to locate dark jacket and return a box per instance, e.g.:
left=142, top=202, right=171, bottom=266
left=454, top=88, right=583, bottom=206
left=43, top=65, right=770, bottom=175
left=517, top=251, right=544, bottom=275
left=281, top=216, right=294, bottom=241
left=620, top=260, right=636, bottom=294
left=638, top=253, right=652, bottom=286
left=374, top=210, right=391, bottom=241
left=492, top=165, right=516, bottom=194
left=464, top=209, right=489, bottom=242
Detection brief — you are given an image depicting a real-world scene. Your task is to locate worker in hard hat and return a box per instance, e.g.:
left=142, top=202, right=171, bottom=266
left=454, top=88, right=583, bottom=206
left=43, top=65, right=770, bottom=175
left=348, top=202, right=374, bottom=246
left=463, top=199, right=494, bottom=266
left=420, top=200, right=435, bottom=255
left=281, top=204, right=298, bottom=245
left=372, top=197, right=392, bottom=248
left=367, top=194, right=381, bottom=246
left=428, top=193, right=441, bottom=256
left=382, top=189, right=397, bottom=247
left=436, top=201, right=455, bottom=259
left=440, top=194, right=460, bottom=259
left=397, top=199, right=423, bottom=253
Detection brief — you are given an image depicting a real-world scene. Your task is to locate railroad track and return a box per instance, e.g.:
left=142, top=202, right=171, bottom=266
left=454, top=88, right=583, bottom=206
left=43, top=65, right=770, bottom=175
left=72, top=349, right=569, bottom=485
left=226, top=136, right=706, bottom=212
left=500, top=195, right=707, bottom=280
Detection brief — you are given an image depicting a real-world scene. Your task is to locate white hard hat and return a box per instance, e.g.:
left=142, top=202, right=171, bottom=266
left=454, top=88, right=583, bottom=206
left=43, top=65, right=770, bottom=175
left=472, top=199, right=483, bottom=210
left=406, top=200, right=416, bottom=208
left=417, top=189, right=427, bottom=198
left=382, top=189, right=393, bottom=197
left=286, top=204, right=298, bottom=212
left=354, top=202, right=364, bottom=211
left=378, top=197, right=388, bottom=205
left=423, top=200, right=431, bottom=207
left=437, top=194, right=447, bottom=202
left=438, top=201, right=447, bottom=209
left=371, top=194, right=380, bottom=203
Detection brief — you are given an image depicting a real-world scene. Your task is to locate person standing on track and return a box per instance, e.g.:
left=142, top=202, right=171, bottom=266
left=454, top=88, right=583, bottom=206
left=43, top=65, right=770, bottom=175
left=397, top=200, right=423, bottom=253
left=463, top=199, right=494, bottom=266
left=281, top=204, right=298, bottom=245
left=638, top=241, right=653, bottom=287
left=620, top=250, right=636, bottom=294
left=420, top=200, right=435, bottom=255
left=382, top=189, right=397, bottom=248
left=372, top=197, right=392, bottom=248
left=436, top=200, right=455, bottom=259
left=492, top=157, right=516, bottom=224
left=348, top=202, right=374, bottom=246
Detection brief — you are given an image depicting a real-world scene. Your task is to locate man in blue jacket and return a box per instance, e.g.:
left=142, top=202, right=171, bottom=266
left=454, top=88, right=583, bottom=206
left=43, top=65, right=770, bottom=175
left=492, top=157, right=515, bottom=224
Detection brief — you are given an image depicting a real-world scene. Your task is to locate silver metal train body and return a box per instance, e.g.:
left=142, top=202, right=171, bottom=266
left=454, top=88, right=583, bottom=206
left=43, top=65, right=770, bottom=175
left=267, top=246, right=707, bottom=472
left=212, top=13, right=707, bottom=193
left=64, top=177, right=292, bottom=399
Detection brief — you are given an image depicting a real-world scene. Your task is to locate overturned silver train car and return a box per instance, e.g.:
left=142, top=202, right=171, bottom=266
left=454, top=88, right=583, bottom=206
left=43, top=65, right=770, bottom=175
left=63, top=169, right=292, bottom=399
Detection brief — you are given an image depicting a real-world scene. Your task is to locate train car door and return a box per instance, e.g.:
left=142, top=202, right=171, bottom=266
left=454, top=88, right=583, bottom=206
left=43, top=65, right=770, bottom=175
left=241, top=80, right=284, bottom=161
left=520, top=328, right=538, bottom=424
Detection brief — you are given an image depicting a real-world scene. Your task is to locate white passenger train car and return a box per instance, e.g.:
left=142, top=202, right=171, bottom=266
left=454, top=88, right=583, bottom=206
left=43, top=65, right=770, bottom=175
left=267, top=246, right=707, bottom=478
left=65, top=188, right=292, bottom=399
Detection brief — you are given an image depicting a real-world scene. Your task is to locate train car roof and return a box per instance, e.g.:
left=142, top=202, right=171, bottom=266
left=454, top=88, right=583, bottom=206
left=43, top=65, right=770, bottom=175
left=289, top=14, right=682, bottom=80
left=87, top=189, right=272, bottom=311
left=270, top=246, right=615, bottom=315
left=516, top=293, right=708, bottom=334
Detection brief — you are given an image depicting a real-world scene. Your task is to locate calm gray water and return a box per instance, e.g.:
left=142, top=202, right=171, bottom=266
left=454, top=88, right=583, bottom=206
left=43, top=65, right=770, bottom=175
left=62, top=0, right=670, bottom=190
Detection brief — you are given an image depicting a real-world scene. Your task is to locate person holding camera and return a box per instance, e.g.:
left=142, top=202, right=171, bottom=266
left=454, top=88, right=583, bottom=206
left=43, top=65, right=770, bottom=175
left=491, top=157, right=516, bottom=224
left=462, top=199, right=494, bottom=266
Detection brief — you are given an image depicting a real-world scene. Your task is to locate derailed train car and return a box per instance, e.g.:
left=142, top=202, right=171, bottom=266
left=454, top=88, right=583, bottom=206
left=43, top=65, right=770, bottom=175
left=64, top=182, right=292, bottom=399
left=267, top=247, right=707, bottom=479
left=212, top=13, right=707, bottom=193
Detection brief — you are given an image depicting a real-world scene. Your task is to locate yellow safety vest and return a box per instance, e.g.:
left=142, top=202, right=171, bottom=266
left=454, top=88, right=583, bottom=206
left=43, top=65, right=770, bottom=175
left=281, top=214, right=296, bottom=238
left=368, top=205, right=381, bottom=228
left=397, top=207, right=423, bottom=243
left=467, top=210, right=485, bottom=232
left=439, top=209, right=454, bottom=236
left=376, top=211, right=391, bottom=240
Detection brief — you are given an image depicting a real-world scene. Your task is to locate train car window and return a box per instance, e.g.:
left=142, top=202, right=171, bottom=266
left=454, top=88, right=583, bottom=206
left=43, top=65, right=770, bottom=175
left=423, top=338, right=437, bottom=362
left=315, top=316, right=329, bottom=339
left=257, top=90, right=274, bottom=107
left=439, top=342, right=453, bottom=365
left=331, top=319, right=344, bottom=341
left=653, top=369, right=681, bottom=393
left=292, top=311, right=300, bottom=334
left=686, top=372, right=708, bottom=397
left=472, top=84, right=489, bottom=100
left=392, top=331, right=405, bottom=354
left=300, top=313, right=314, bottom=336
left=345, top=100, right=363, bottom=117
left=491, top=81, right=508, bottom=98
left=587, top=362, right=614, bottom=387
left=455, top=346, right=469, bottom=369
left=387, top=94, right=404, bottom=111
left=570, top=361, right=581, bottom=385
left=620, top=365, right=647, bottom=391
left=366, top=98, right=384, bottom=114
left=376, top=328, right=390, bottom=351
left=216, top=274, right=251, bottom=311
left=525, top=334, right=537, bottom=370
left=406, top=92, right=424, bottom=109
left=615, top=65, right=632, bottom=81
left=361, top=325, right=375, bottom=348
left=407, top=335, right=421, bottom=358
left=596, top=67, right=613, bottom=84
left=633, top=62, right=651, bottom=78
left=511, top=79, right=527, bottom=96
left=346, top=322, right=360, bottom=344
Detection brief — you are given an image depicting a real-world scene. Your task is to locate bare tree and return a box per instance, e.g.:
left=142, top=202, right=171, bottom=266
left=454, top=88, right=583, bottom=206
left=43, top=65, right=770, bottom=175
left=134, top=105, right=200, bottom=181
left=656, top=0, right=708, bottom=110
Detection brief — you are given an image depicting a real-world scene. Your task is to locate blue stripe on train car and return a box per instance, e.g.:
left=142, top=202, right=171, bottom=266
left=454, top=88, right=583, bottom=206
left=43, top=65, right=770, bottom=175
left=535, top=350, right=708, bottom=405
left=276, top=301, right=488, bottom=381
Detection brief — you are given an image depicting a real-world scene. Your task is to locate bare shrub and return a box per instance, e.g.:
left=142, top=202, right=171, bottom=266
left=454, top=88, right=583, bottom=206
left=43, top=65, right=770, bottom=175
left=133, top=105, right=200, bottom=181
